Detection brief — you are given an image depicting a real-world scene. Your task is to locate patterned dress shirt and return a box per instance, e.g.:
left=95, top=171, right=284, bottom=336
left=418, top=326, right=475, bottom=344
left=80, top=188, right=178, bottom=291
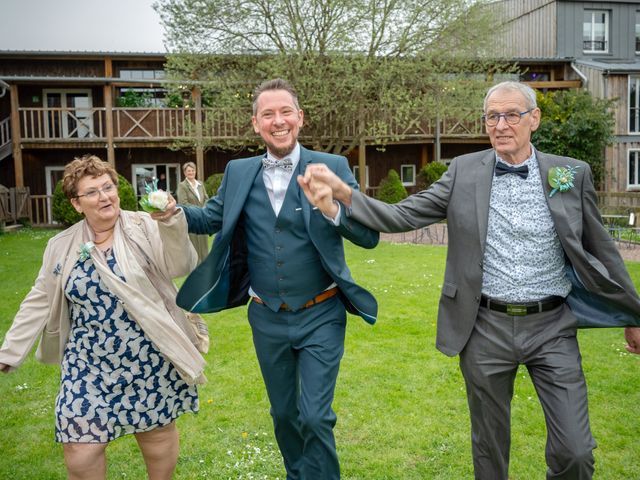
left=481, top=148, right=571, bottom=302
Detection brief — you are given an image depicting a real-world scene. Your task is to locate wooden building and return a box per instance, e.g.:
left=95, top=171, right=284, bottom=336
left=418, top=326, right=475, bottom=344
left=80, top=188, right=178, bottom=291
left=5, top=14, right=638, bottom=223
left=0, top=50, right=495, bottom=224
left=493, top=0, right=640, bottom=192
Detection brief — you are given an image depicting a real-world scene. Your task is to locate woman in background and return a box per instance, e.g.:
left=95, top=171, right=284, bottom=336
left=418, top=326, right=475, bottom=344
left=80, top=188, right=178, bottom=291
left=177, top=162, right=210, bottom=264
left=0, top=155, right=205, bottom=480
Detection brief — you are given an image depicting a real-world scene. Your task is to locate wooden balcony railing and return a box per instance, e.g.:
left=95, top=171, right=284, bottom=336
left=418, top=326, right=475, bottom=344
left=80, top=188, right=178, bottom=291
left=18, top=107, right=486, bottom=143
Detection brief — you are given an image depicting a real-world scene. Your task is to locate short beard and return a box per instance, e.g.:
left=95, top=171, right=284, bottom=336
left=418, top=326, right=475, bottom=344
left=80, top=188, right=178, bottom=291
left=267, top=143, right=295, bottom=159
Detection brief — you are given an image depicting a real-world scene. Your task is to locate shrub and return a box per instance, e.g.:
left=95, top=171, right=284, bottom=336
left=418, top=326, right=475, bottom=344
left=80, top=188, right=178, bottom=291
left=52, top=174, right=137, bottom=226
left=117, top=175, right=137, bottom=211
left=376, top=169, right=407, bottom=204
left=419, top=162, right=448, bottom=188
left=204, top=173, right=224, bottom=197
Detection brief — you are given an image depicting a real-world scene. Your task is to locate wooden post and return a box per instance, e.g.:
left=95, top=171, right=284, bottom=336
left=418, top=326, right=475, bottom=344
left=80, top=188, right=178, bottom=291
left=420, top=144, right=429, bottom=168
left=103, top=57, right=115, bottom=166
left=358, top=140, right=366, bottom=191
left=104, top=84, right=115, bottom=166
left=192, top=87, right=204, bottom=179
left=9, top=84, right=23, bottom=187
left=435, top=114, right=441, bottom=163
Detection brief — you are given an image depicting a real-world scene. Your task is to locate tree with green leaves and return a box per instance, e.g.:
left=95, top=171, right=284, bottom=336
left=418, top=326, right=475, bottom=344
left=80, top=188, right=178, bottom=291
left=155, top=0, right=513, bottom=155
left=532, top=89, right=615, bottom=189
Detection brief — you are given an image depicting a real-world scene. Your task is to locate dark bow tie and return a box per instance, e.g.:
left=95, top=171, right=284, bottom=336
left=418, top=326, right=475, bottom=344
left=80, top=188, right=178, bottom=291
left=262, top=156, right=293, bottom=171
left=494, top=162, right=528, bottom=179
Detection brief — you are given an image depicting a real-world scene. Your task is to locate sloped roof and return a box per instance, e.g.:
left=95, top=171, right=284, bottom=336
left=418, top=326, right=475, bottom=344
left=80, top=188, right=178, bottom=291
left=575, top=58, right=640, bottom=73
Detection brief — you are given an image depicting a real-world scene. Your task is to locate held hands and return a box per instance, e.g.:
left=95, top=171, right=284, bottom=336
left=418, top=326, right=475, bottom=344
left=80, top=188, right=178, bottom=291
left=297, top=163, right=354, bottom=217
left=624, top=327, right=640, bottom=354
left=297, top=173, right=339, bottom=218
left=150, top=194, right=179, bottom=222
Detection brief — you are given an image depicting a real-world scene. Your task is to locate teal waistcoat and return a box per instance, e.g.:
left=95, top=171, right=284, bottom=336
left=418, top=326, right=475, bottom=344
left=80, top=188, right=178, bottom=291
left=242, top=166, right=333, bottom=311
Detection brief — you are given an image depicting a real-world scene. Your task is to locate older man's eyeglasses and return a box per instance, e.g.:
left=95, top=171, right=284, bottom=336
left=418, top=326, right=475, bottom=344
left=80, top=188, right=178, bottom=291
left=482, top=109, right=533, bottom=127
left=75, top=182, right=118, bottom=200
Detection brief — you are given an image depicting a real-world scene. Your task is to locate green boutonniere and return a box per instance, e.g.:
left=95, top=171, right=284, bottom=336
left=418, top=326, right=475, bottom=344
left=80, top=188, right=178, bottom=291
left=78, top=241, right=95, bottom=261
left=548, top=165, right=580, bottom=197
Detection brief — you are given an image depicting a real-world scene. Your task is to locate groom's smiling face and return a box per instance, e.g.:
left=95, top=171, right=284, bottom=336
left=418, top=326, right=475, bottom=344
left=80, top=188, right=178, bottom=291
left=252, top=89, right=304, bottom=159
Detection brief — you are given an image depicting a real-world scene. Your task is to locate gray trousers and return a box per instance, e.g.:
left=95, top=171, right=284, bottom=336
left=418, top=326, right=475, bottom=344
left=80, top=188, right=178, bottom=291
left=459, top=303, right=596, bottom=480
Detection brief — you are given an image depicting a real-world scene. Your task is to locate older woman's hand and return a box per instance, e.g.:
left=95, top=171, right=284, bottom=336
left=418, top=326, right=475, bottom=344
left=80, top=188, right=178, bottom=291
left=150, top=194, right=179, bottom=222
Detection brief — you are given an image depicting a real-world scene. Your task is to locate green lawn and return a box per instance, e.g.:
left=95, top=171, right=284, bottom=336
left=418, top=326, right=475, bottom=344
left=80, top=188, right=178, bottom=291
left=0, top=229, right=639, bottom=479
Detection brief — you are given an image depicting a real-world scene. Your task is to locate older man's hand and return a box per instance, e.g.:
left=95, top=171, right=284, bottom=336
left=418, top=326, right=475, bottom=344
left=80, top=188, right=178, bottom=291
left=624, top=327, right=640, bottom=354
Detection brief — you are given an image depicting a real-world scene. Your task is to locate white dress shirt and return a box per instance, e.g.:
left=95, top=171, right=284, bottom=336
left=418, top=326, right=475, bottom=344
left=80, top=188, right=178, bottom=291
left=263, top=143, right=300, bottom=216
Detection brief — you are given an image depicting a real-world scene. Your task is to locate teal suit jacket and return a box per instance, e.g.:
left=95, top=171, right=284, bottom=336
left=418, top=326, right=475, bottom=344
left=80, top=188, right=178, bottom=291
left=176, top=146, right=379, bottom=324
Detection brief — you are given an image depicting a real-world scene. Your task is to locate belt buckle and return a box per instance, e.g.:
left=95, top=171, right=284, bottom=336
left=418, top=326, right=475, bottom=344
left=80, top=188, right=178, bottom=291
left=506, top=304, right=527, bottom=316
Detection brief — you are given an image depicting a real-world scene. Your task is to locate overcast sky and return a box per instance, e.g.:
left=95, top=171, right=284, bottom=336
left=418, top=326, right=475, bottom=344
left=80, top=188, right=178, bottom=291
left=0, top=0, right=167, bottom=52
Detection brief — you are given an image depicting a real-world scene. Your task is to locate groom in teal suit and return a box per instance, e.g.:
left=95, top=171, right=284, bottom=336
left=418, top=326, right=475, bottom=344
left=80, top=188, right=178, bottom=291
left=156, top=78, right=378, bottom=480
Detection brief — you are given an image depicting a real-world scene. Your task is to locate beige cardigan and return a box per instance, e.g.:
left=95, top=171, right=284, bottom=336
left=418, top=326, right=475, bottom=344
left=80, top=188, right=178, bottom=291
left=0, top=210, right=206, bottom=384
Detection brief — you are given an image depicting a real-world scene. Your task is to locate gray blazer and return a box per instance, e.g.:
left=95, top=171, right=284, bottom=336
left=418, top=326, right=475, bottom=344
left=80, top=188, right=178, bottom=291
left=350, top=148, right=640, bottom=356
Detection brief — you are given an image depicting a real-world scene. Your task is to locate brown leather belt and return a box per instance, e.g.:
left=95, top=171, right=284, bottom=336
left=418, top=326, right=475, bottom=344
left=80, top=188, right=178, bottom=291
left=252, top=287, right=339, bottom=311
left=480, top=294, right=565, bottom=316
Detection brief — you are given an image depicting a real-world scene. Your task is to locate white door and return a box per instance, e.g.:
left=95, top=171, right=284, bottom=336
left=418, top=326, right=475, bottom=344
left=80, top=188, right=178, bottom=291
left=133, top=163, right=181, bottom=197
left=43, top=89, right=94, bottom=138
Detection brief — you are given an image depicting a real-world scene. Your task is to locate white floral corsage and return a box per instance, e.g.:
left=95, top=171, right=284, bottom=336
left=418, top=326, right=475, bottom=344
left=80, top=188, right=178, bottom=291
left=548, top=165, right=580, bottom=197
left=139, top=178, right=169, bottom=213
left=78, top=241, right=95, bottom=261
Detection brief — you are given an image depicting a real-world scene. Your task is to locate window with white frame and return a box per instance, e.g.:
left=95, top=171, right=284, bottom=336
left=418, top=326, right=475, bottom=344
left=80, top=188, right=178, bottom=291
left=629, top=77, right=640, bottom=133
left=352, top=165, right=369, bottom=188
left=636, top=11, right=640, bottom=53
left=629, top=150, right=640, bottom=188
left=400, top=164, right=416, bottom=186
left=583, top=10, right=609, bottom=53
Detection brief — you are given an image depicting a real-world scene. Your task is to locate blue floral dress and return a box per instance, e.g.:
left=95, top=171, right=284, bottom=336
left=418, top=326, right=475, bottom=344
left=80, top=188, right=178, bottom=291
left=54, top=248, right=198, bottom=443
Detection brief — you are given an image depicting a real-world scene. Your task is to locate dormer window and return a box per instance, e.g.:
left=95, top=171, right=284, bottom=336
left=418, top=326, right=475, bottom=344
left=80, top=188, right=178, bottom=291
left=583, top=10, right=609, bottom=53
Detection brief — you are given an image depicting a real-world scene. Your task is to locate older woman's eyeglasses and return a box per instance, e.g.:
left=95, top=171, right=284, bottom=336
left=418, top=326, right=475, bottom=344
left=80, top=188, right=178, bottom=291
left=75, top=183, right=118, bottom=200
left=482, top=109, right=533, bottom=127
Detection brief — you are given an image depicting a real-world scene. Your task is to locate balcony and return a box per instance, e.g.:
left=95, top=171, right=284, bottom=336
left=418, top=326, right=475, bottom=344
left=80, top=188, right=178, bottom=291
left=17, top=106, right=487, bottom=148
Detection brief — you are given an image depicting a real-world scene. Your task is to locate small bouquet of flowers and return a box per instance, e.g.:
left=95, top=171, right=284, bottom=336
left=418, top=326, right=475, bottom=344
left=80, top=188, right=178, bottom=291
left=139, top=178, right=169, bottom=213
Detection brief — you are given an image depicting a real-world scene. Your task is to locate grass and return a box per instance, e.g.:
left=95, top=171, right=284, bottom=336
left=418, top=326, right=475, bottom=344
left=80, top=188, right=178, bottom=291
left=0, top=229, right=639, bottom=479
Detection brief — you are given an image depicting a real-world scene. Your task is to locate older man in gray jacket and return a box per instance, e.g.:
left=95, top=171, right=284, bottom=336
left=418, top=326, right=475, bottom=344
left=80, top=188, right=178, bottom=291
left=298, top=81, right=640, bottom=480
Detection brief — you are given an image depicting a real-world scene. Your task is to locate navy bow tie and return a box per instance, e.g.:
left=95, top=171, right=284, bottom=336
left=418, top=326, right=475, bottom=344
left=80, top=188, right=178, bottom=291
left=494, top=162, right=528, bottom=179
left=262, top=156, right=293, bottom=171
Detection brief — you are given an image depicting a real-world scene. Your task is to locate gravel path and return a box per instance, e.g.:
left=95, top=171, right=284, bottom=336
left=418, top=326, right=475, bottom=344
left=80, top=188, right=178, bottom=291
left=380, top=225, right=640, bottom=262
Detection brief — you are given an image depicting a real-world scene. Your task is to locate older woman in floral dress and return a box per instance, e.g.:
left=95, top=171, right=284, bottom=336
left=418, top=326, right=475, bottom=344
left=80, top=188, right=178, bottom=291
left=0, top=155, right=206, bottom=480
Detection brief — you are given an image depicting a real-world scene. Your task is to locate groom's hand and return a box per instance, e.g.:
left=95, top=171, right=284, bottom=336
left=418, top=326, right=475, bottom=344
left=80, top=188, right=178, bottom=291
left=297, top=175, right=338, bottom=218
left=302, top=164, right=353, bottom=206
